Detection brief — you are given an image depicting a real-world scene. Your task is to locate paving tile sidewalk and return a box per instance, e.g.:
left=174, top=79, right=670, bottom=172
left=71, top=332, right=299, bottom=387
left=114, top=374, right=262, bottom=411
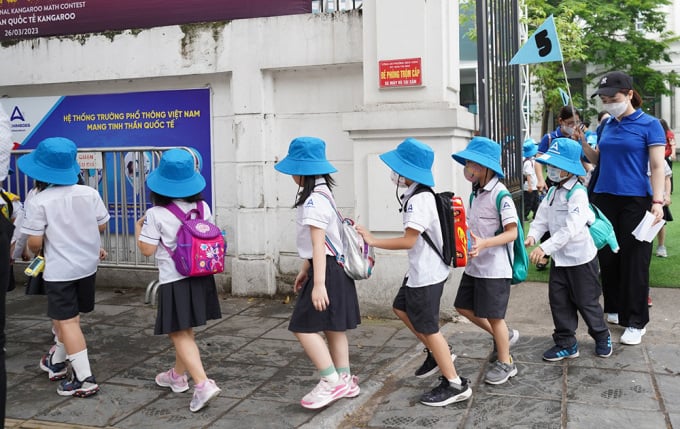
left=4, top=282, right=680, bottom=428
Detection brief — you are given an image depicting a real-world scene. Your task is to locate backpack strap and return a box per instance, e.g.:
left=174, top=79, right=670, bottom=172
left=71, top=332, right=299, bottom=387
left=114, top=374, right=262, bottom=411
left=311, top=190, right=344, bottom=258
left=566, top=182, right=586, bottom=200
left=405, top=185, right=446, bottom=264
left=164, top=201, right=203, bottom=221
left=546, top=185, right=557, bottom=202
left=159, top=201, right=204, bottom=256
left=495, top=189, right=514, bottom=266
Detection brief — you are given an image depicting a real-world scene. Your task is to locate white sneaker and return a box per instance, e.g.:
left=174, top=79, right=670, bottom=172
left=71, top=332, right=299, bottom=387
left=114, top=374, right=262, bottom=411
left=620, top=327, right=646, bottom=345
left=300, top=378, right=349, bottom=409
left=189, top=380, right=221, bottom=412
left=656, top=245, right=668, bottom=257
left=606, top=313, right=619, bottom=325
left=340, top=373, right=360, bottom=398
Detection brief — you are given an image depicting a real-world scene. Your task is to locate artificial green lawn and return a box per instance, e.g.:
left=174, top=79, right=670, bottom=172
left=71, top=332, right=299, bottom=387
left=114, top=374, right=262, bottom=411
left=524, top=162, right=680, bottom=288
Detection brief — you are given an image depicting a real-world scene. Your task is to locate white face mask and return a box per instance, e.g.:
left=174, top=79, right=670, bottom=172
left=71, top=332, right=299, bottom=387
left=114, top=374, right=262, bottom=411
left=603, top=101, right=629, bottom=118
left=546, top=165, right=564, bottom=183
left=390, top=171, right=408, bottom=188
left=562, top=126, right=575, bottom=136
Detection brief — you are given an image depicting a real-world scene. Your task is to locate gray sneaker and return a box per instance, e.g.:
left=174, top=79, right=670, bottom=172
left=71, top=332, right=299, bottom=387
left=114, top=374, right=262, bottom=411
left=489, top=329, right=519, bottom=363
left=484, top=359, right=518, bottom=385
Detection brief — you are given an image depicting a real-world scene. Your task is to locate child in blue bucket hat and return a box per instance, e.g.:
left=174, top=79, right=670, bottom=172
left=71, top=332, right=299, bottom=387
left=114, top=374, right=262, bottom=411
left=18, top=137, right=110, bottom=398
left=135, top=148, right=223, bottom=412
left=275, top=136, right=362, bottom=410
left=525, top=137, right=612, bottom=361
left=523, top=138, right=540, bottom=219
left=451, top=136, right=521, bottom=386
left=356, top=137, right=471, bottom=407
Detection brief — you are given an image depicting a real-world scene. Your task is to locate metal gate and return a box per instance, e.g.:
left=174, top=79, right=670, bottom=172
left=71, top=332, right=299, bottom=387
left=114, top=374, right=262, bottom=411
left=475, top=0, right=524, bottom=207
left=5, top=147, right=199, bottom=271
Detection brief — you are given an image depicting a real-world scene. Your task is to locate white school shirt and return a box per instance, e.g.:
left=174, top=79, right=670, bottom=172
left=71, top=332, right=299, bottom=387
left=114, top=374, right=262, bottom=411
left=21, top=185, right=110, bottom=282
left=401, top=183, right=450, bottom=287
left=523, top=158, right=537, bottom=191
left=465, top=177, right=517, bottom=279
left=139, top=200, right=213, bottom=285
left=295, top=180, right=343, bottom=259
left=527, top=176, right=596, bottom=267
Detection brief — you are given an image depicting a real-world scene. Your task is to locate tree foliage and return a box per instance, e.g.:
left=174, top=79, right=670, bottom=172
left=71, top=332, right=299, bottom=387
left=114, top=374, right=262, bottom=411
left=461, top=0, right=680, bottom=133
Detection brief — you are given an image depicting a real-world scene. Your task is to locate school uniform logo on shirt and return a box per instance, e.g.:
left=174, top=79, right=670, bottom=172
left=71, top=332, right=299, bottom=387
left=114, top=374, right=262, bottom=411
left=406, top=203, right=414, bottom=213
left=571, top=206, right=580, bottom=214
left=502, top=201, right=511, bottom=209
left=305, top=198, right=315, bottom=208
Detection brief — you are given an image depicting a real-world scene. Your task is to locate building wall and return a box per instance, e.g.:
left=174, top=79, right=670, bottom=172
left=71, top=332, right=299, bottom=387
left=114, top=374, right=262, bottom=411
left=1, top=5, right=476, bottom=318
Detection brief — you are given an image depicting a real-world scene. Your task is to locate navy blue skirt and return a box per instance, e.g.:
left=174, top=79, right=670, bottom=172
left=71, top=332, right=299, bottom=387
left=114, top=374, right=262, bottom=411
left=288, top=255, right=361, bottom=333
left=154, top=275, right=222, bottom=335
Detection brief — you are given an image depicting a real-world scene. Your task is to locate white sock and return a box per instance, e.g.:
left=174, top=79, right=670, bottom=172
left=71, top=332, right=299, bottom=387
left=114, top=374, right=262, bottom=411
left=68, top=349, right=92, bottom=380
left=322, top=372, right=340, bottom=384
left=52, top=341, right=67, bottom=364
left=448, top=376, right=462, bottom=385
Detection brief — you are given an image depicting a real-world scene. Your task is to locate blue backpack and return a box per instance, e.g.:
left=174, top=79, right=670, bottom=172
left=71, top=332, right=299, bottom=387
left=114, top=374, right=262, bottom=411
left=470, top=189, right=528, bottom=284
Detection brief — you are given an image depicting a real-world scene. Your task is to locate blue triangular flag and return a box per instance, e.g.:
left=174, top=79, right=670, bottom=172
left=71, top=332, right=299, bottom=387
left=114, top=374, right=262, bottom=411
left=509, top=15, right=563, bottom=65
left=558, top=88, right=570, bottom=105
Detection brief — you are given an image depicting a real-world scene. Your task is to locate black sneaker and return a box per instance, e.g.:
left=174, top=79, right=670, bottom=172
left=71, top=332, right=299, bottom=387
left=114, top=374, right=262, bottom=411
left=595, top=335, right=612, bottom=358
left=57, top=374, right=99, bottom=398
left=420, top=376, right=472, bottom=407
left=542, top=343, right=579, bottom=362
left=414, top=346, right=456, bottom=378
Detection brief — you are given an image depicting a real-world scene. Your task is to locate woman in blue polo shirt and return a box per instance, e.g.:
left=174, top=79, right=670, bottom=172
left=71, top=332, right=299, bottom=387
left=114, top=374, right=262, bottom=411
left=582, top=71, right=665, bottom=346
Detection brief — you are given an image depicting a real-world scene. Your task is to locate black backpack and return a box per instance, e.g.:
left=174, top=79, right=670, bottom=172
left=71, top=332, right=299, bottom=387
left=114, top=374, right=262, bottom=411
left=406, top=185, right=459, bottom=267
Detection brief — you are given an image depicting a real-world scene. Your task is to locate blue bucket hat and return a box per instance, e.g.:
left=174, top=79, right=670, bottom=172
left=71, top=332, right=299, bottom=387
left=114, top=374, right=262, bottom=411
left=182, top=147, right=203, bottom=172
left=452, top=136, right=505, bottom=178
left=536, top=137, right=586, bottom=176
left=17, top=137, right=79, bottom=185
left=274, top=137, right=337, bottom=176
left=523, top=138, right=538, bottom=158
left=379, top=138, right=435, bottom=187
left=146, top=148, right=206, bottom=198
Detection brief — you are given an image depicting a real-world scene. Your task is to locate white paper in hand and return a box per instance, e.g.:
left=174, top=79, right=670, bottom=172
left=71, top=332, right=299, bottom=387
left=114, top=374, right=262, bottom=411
left=632, top=211, right=665, bottom=242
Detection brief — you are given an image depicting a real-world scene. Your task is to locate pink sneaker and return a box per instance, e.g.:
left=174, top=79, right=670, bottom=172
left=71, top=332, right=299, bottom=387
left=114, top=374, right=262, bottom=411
left=155, top=368, right=189, bottom=393
left=341, top=373, right=360, bottom=398
left=190, top=379, right=221, bottom=412
left=300, top=378, right=349, bottom=409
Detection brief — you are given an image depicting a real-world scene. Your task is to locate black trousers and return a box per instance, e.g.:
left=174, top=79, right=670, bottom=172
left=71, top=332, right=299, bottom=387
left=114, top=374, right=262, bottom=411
left=523, top=190, right=538, bottom=219
left=592, top=193, right=651, bottom=329
left=549, top=258, right=609, bottom=347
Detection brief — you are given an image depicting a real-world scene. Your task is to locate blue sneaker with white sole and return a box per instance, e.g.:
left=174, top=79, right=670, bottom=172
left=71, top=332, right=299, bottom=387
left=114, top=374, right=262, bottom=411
left=543, top=343, right=579, bottom=362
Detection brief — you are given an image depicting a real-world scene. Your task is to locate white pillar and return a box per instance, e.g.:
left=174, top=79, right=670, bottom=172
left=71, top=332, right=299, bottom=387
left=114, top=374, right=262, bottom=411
left=342, top=0, right=475, bottom=314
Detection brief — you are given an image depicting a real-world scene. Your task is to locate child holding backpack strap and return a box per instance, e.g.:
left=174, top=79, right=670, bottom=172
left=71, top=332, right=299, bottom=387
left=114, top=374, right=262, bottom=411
left=356, top=138, right=471, bottom=407
left=135, top=148, right=222, bottom=412
left=274, top=136, right=361, bottom=410
left=451, top=136, right=520, bottom=386
left=525, top=138, right=612, bottom=361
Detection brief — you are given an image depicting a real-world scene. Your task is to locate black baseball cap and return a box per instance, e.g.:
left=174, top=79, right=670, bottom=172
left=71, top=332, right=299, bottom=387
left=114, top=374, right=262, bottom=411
left=591, top=71, right=633, bottom=98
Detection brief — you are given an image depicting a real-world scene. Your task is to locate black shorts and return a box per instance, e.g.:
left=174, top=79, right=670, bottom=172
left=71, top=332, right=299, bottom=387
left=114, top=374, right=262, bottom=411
left=46, top=273, right=96, bottom=320
left=392, top=278, right=445, bottom=335
left=454, top=273, right=511, bottom=319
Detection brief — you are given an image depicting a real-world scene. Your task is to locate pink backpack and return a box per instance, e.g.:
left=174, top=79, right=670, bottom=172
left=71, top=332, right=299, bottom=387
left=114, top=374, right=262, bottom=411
left=161, top=202, right=226, bottom=277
